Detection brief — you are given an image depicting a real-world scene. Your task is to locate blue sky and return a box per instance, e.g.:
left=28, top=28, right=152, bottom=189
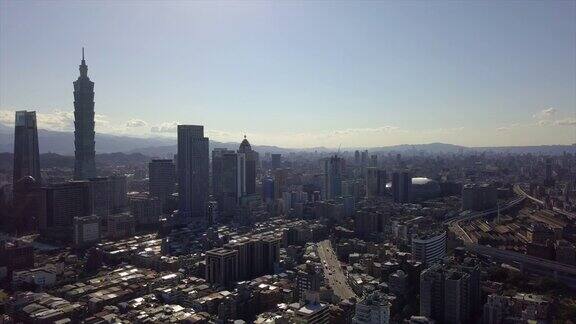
left=1, top=1, right=575, bottom=148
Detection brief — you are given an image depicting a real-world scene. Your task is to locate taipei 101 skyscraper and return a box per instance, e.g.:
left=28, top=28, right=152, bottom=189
left=73, top=48, right=96, bottom=179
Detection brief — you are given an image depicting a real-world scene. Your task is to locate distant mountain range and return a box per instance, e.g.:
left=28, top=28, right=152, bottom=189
left=0, top=122, right=574, bottom=156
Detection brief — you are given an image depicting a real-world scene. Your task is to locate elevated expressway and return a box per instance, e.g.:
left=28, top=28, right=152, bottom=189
left=447, top=185, right=576, bottom=287
left=514, top=184, right=576, bottom=221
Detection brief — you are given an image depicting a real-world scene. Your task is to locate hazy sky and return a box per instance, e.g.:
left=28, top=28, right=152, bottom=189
left=1, top=1, right=575, bottom=148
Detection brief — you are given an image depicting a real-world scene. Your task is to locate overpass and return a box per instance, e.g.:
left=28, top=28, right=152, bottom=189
left=464, top=243, right=576, bottom=288
left=446, top=196, right=526, bottom=243
left=514, top=184, right=576, bottom=221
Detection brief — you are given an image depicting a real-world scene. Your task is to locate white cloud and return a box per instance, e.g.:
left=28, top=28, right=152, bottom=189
left=0, top=110, right=14, bottom=125
left=497, top=123, right=520, bottom=131
left=330, top=126, right=400, bottom=137
left=151, top=121, right=179, bottom=133
left=538, top=120, right=551, bottom=126
left=554, top=118, right=576, bottom=126
left=532, top=107, right=557, bottom=119
left=0, top=108, right=114, bottom=133
left=125, top=119, right=148, bottom=128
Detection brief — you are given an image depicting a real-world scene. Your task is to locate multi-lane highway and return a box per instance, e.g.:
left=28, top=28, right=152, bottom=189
left=464, top=243, right=576, bottom=288
left=449, top=187, right=576, bottom=287
left=446, top=196, right=526, bottom=243
left=317, top=240, right=356, bottom=300
left=514, top=184, right=576, bottom=220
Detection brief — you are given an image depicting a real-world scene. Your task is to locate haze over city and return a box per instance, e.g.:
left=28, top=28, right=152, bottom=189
left=1, top=1, right=575, bottom=148
left=2, top=2, right=576, bottom=324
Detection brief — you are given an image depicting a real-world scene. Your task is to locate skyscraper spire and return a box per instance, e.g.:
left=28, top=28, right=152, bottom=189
left=73, top=47, right=96, bottom=180
left=79, top=47, right=88, bottom=78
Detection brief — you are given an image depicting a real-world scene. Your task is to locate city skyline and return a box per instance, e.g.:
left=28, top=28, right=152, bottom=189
left=1, top=1, right=575, bottom=149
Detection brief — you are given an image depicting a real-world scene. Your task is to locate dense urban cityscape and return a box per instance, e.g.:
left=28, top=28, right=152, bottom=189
left=2, top=1, right=576, bottom=324
left=0, top=49, right=575, bottom=323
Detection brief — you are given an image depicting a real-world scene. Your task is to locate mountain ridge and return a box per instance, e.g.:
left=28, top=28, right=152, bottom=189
left=1, top=123, right=573, bottom=155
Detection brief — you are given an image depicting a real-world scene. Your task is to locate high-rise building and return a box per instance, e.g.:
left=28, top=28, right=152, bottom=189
left=370, top=154, right=378, bottom=167
left=366, top=167, right=379, bottom=198
left=462, top=184, right=497, bottom=211
left=177, top=125, right=209, bottom=222
left=354, top=150, right=360, bottom=165
left=361, top=150, right=368, bottom=167
left=324, top=156, right=344, bottom=200
left=222, top=151, right=246, bottom=216
left=0, top=241, right=34, bottom=277
left=205, top=248, right=239, bottom=288
left=73, top=48, right=96, bottom=180
left=148, top=159, right=176, bottom=210
left=108, top=175, right=127, bottom=213
left=87, top=177, right=111, bottom=216
left=212, top=148, right=232, bottom=213
left=293, top=291, right=330, bottom=324
left=12, top=176, right=43, bottom=233
left=106, top=212, right=136, bottom=239
left=377, top=169, right=387, bottom=196
left=73, top=215, right=100, bottom=247
left=545, top=158, right=553, bottom=185
left=420, top=262, right=480, bottom=324
left=273, top=168, right=289, bottom=200
left=295, top=263, right=323, bottom=301
left=412, top=231, right=447, bottom=265
left=128, top=193, right=162, bottom=227
left=39, top=181, right=93, bottom=241
left=392, top=171, right=411, bottom=203
left=13, top=111, right=41, bottom=185
left=271, top=153, right=282, bottom=170
left=238, top=136, right=258, bottom=195
left=353, top=291, right=391, bottom=324
left=262, top=177, right=275, bottom=203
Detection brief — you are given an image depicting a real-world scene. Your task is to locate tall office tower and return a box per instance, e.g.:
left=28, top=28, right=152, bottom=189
left=177, top=125, right=209, bottom=221
left=354, top=150, right=360, bottom=165
left=361, top=150, right=369, bottom=167
left=353, top=291, right=392, bottom=324
left=295, top=263, right=323, bottom=301
left=411, top=231, right=447, bottom=264
left=260, top=235, right=281, bottom=274
left=324, top=155, right=344, bottom=200
left=392, top=171, right=411, bottom=203
left=271, top=153, right=282, bottom=170
left=39, top=181, right=93, bottom=241
left=128, top=193, right=162, bottom=227
left=148, top=159, right=176, bottom=210
left=461, top=183, right=497, bottom=211
left=88, top=177, right=112, bottom=216
left=370, top=154, right=378, bottom=167
left=238, top=136, right=258, bottom=195
left=13, top=111, right=41, bottom=185
left=212, top=148, right=231, bottom=212
left=262, top=177, right=275, bottom=203
left=108, top=175, right=127, bottom=213
left=365, top=167, right=379, bottom=198
left=545, top=158, right=553, bottom=185
left=377, top=169, right=387, bottom=196
left=12, top=176, right=43, bottom=233
left=420, top=263, right=480, bottom=324
left=205, top=248, right=239, bottom=288
left=73, top=48, right=96, bottom=180
left=222, top=151, right=246, bottom=217
left=419, top=264, right=444, bottom=322
left=273, top=168, right=289, bottom=199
